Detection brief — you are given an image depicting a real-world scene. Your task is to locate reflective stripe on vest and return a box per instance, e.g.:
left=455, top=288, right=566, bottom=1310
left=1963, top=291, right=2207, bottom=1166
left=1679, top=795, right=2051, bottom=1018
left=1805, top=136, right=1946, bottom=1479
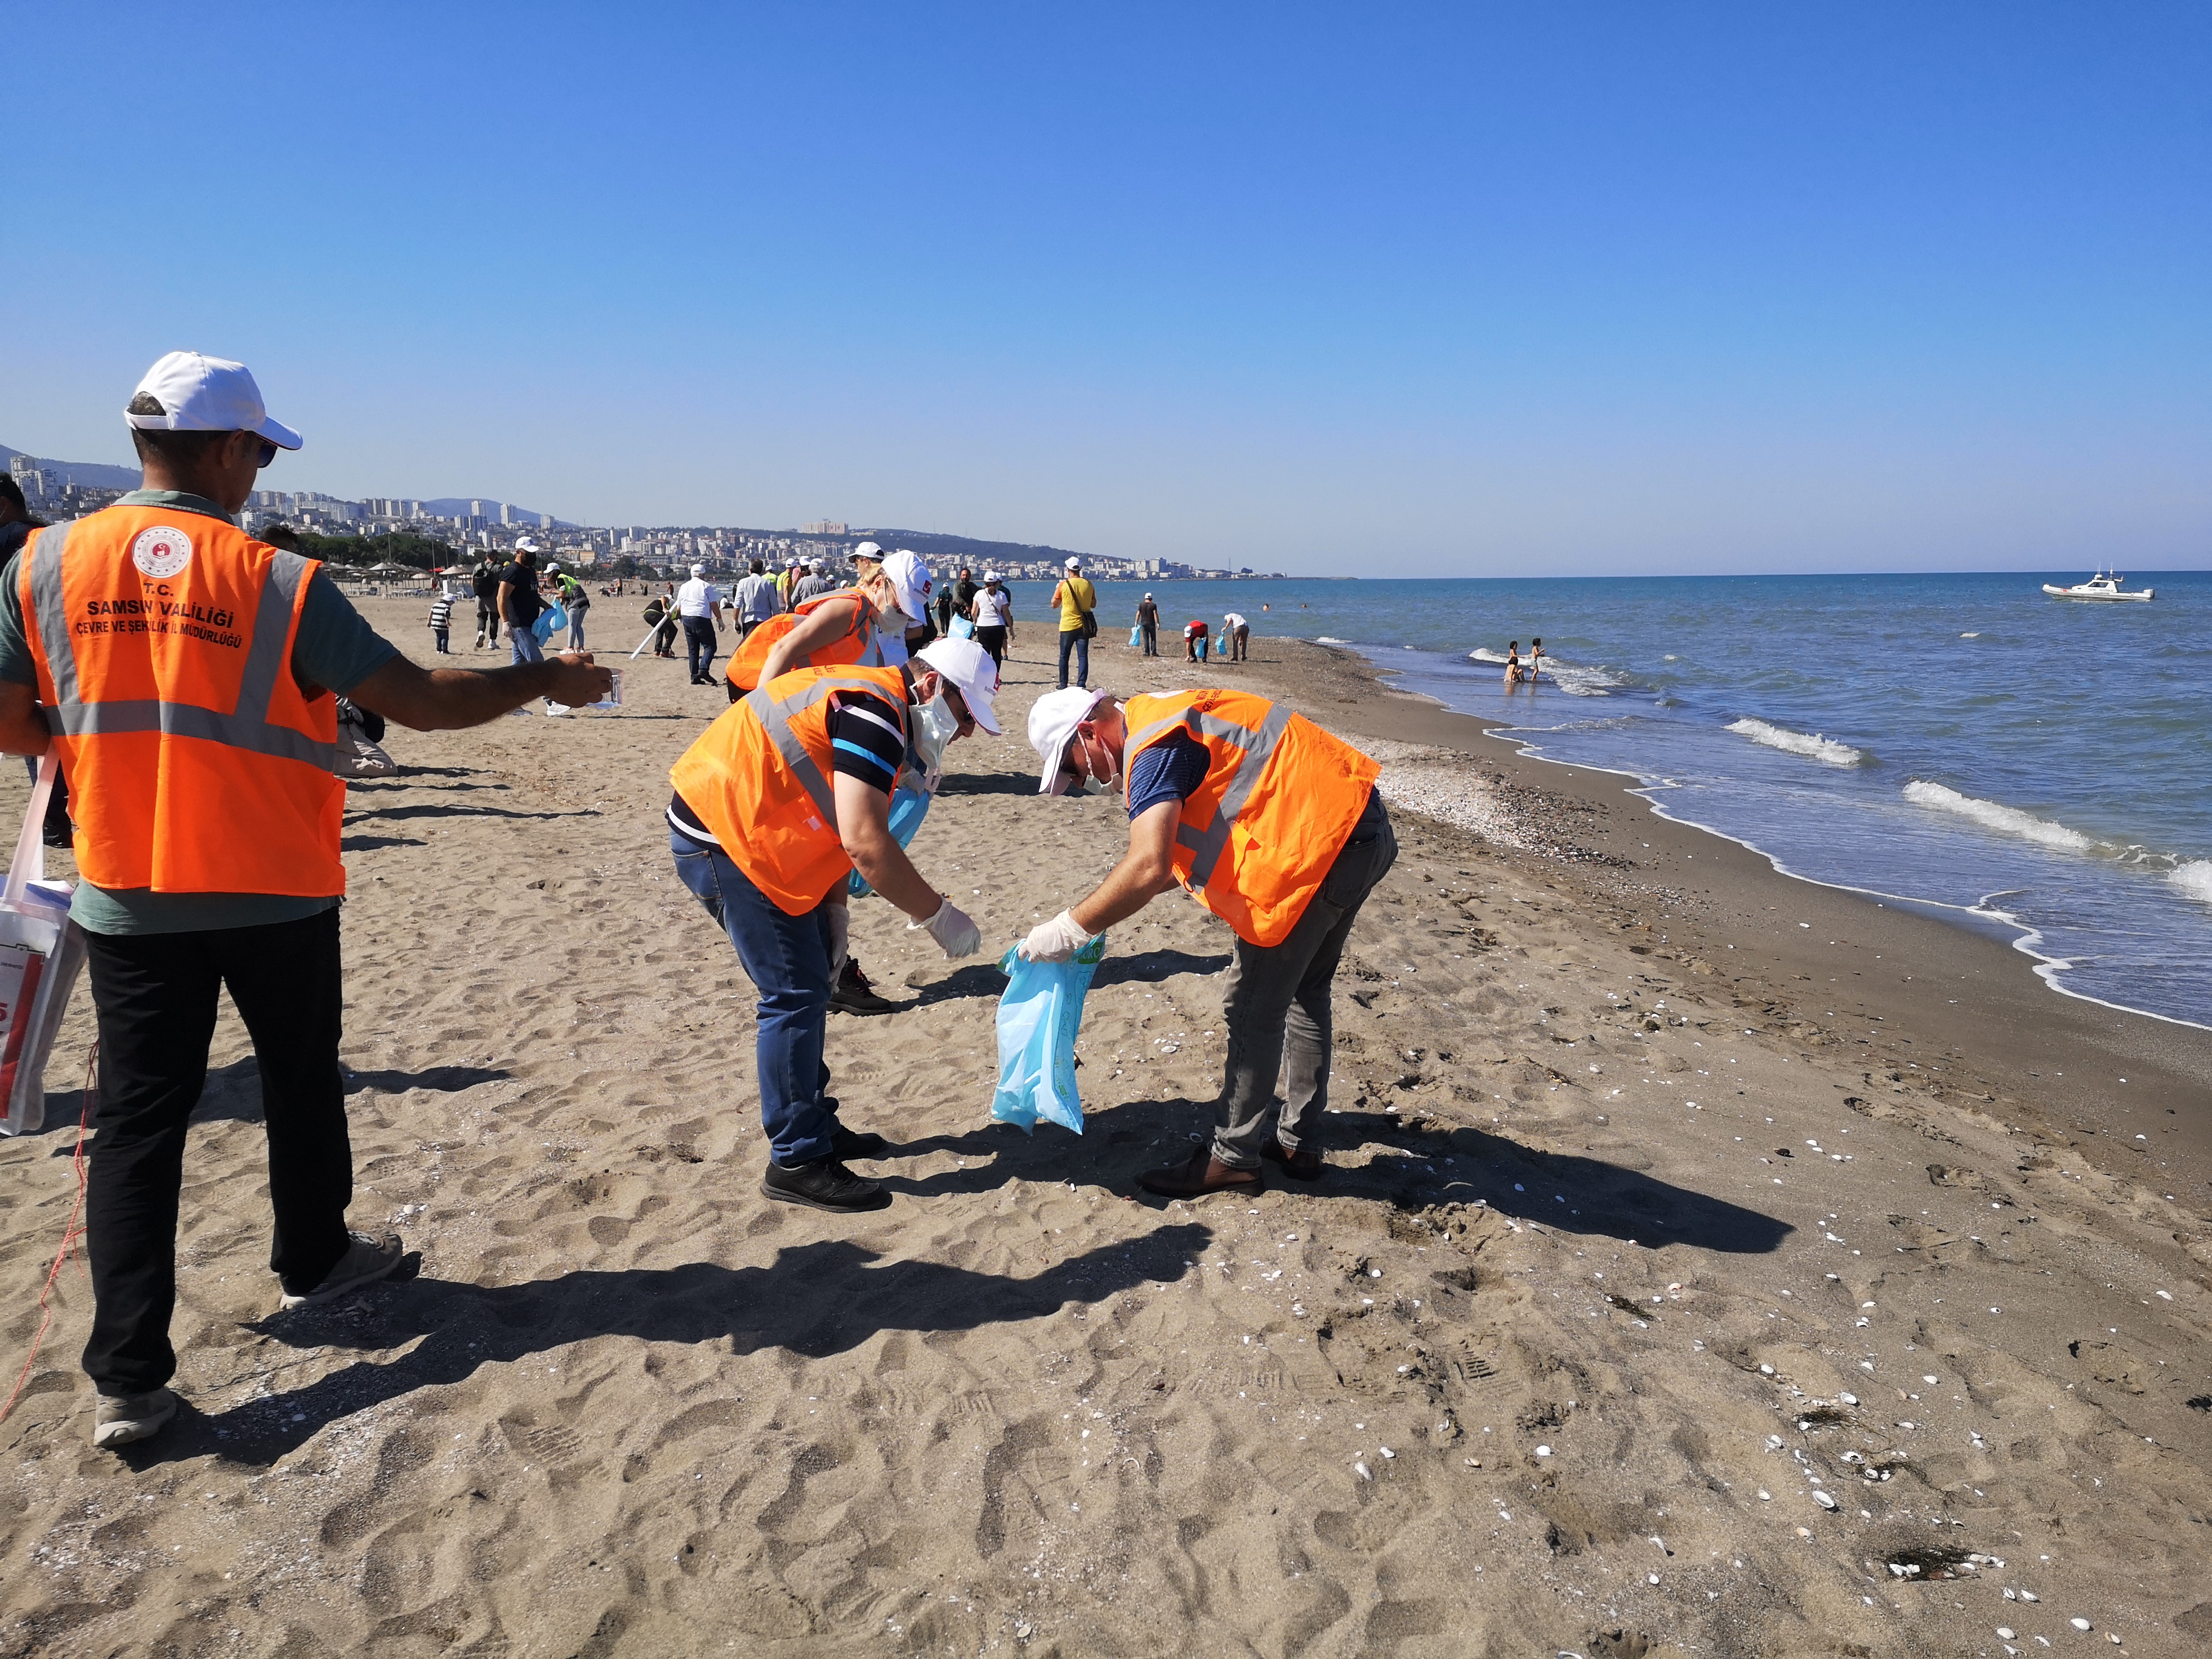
left=28, top=528, right=335, bottom=772
left=737, top=668, right=904, bottom=821
left=1122, top=689, right=1380, bottom=947
left=1126, top=698, right=1294, bottom=890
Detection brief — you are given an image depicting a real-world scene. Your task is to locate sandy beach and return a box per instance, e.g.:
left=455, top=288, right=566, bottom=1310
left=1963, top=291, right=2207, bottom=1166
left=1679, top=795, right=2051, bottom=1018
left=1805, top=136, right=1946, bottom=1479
left=3, top=599, right=2209, bottom=1658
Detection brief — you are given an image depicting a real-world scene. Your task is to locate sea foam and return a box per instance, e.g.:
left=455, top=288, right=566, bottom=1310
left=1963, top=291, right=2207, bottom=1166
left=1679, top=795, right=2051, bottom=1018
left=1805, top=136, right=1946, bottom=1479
left=1726, top=717, right=1866, bottom=768
left=1903, top=781, right=2098, bottom=853
left=2169, top=861, right=2212, bottom=906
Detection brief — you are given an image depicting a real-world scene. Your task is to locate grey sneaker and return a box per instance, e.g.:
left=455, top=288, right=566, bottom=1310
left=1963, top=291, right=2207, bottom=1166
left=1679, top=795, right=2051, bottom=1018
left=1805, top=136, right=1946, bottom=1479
left=93, top=1386, right=178, bottom=1449
left=279, top=1231, right=404, bottom=1309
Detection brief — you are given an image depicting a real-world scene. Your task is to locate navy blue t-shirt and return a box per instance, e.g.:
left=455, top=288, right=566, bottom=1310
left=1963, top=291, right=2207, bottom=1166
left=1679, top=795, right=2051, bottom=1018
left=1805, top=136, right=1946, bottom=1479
left=1126, top=732, right=1211, bottom=819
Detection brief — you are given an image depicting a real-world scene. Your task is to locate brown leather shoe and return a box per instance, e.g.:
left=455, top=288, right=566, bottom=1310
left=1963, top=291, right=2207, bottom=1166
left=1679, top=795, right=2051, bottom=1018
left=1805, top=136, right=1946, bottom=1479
left=1139, top=1148, right=1263, bottom=1199
left=1259, top=1138, right=1323, bottom=1181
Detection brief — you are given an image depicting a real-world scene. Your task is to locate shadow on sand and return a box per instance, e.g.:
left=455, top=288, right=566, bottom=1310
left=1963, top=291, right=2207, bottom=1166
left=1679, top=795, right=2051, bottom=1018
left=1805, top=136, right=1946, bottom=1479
left=125, top=1221, right=1213, bottom=1468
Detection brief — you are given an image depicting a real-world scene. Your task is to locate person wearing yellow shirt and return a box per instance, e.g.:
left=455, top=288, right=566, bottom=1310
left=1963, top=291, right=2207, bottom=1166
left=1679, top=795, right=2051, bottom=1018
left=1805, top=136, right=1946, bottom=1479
left=1049, top=556, right=1097, bottom=690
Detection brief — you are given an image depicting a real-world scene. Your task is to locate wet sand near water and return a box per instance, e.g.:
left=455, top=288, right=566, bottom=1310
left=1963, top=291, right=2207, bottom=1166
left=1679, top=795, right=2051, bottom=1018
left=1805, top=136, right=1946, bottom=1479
left=0, top=601, right=2207, bottom=1657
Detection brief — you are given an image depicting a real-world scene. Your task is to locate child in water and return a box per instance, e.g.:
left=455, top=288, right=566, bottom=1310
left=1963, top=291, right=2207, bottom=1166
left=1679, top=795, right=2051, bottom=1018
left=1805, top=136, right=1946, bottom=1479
left=1503, top=642, right=1522, bottom=685
left=1528, top=637, right=1544, bottom=683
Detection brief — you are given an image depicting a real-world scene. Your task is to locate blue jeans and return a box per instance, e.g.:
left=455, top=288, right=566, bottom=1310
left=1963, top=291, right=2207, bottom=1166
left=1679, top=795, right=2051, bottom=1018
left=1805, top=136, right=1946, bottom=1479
left=670, top=829, right=836, bottom=1165
left=567, top=608, right=587, bottom=652
left=509, top=625, right=544, bottom=666
left=1057, top=628, right=1089, bottom=688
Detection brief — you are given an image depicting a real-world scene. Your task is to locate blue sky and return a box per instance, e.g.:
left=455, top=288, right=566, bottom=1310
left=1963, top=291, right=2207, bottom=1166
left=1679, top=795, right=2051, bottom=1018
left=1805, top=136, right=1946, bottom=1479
left=9, top=3, right=2208, bottom=575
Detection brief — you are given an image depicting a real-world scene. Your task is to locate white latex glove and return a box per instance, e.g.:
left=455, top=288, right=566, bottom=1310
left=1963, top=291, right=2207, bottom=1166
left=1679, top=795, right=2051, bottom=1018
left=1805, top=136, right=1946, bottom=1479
left=918, top=898, right=982, bottom=958
left=1017, top=909, right=1090, bottom=963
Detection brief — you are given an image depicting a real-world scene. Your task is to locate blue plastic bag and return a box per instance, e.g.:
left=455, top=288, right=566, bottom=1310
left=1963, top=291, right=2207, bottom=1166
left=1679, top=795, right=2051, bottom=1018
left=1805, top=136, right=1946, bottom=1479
left=991, top=933, right=1105, bottom=1135
left=1128, top=625, right=1142, bottom=648
left=532, top=601, right=569, bottom=644
left=950, top=615, right=976, bottom=639
left=847, top=783, right=932, bottom=898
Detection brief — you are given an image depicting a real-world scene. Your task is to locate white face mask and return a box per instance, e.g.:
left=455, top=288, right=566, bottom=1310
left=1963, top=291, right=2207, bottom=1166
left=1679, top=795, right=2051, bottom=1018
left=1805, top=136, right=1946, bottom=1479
left=910, top=691, right=959, bottom=787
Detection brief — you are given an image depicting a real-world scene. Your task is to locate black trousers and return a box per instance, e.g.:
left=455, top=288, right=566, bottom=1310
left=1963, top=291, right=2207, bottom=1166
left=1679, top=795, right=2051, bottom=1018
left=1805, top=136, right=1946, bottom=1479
left=81, top=908, right=352, bottom=1395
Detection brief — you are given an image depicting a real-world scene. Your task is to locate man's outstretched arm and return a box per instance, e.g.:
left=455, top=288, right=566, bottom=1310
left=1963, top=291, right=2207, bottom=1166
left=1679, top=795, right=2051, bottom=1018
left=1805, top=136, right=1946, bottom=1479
left=350, top=652, right=612, bottom=731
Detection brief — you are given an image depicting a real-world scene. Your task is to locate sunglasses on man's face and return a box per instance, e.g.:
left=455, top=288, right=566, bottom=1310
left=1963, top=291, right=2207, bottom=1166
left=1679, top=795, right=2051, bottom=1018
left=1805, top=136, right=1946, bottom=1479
left=255, top=439, right=279, bottom=469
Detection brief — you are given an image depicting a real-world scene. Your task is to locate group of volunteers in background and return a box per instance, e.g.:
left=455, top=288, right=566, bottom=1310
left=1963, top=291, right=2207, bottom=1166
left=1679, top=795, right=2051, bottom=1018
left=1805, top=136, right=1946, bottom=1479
left=4, top=351, right=1395, bottom=1458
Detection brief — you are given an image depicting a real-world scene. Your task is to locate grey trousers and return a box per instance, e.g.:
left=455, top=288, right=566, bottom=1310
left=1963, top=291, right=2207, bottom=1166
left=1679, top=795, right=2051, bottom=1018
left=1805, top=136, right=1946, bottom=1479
left=1213, top=802, right=1398, bottom=1169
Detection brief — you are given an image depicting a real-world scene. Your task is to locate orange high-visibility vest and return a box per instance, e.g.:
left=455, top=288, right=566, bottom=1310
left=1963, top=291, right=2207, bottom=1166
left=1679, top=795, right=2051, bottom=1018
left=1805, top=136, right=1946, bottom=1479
left=18, top=505, right=343, bottom=896
left=670, top=664, right=909, bottom=915
left=1122, top=689, right=1380, bottom=947
left=726, top=590, right=892, bottom=693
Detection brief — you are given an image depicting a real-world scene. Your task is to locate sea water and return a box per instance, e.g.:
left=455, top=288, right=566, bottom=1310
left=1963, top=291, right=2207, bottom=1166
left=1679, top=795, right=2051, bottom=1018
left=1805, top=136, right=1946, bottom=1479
left=1008, top=571, right=2212, bottom=1028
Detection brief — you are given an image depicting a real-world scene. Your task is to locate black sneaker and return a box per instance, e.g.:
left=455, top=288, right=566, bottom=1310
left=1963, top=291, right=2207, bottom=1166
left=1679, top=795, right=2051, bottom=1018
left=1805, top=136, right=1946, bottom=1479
left=831, top=1126, right=891, bottom=1160
left=761, top=1157, right=890, bottom=1213
left=828, top=957, right=898, bottom=1016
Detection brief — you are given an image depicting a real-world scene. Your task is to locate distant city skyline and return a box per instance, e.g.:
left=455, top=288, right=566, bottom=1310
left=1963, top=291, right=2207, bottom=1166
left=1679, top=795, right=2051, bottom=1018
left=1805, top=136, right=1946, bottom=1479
left=9, top=6, right=2208, bottom=577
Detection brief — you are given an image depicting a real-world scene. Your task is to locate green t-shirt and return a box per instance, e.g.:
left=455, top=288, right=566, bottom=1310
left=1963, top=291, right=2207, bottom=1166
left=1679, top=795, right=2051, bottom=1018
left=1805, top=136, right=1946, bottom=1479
left=0, top=491, right=401, bottom=935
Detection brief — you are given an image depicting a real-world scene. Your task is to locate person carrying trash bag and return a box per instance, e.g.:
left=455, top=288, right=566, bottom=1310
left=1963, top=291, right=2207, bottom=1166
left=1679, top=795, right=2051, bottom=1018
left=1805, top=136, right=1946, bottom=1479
left=1020, top=683, right=1395, bottom=1199
left=667, top=638, right=1000, bottom=1214
left=726, top=545, right=934, bottom=1016
left=0, top=351, right=610, bottom=1449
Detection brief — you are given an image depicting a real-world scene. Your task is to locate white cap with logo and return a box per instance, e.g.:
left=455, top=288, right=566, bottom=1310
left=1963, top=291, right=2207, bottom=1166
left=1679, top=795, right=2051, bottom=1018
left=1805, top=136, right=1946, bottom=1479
left=852, top=541, right=884, bottom=563
left=125, top=351, right=302, bottom=449
left=1028, top=686, right=1114, bottom=795
left=878, top=549, right=933, bottom=623
left=914, top=637, right=1002, bottom=734
left=1064, top=556, right=1081, bottom=570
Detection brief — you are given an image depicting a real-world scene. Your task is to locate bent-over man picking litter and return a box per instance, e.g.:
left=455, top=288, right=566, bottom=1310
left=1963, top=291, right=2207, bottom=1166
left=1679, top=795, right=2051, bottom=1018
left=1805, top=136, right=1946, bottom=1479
left=1021, top=685, right=1396, bottom=1197
left=667, top=638, right=1001, bottom=1213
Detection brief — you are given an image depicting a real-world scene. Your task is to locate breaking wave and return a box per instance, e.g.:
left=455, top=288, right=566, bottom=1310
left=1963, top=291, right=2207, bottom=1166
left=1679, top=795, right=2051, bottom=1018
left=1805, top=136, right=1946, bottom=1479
left=1726, top=717, right=1867, bottom=768
left=2169, top=861, right=2212, bottom=906
left=1903, top=782, right=2099, bottom=853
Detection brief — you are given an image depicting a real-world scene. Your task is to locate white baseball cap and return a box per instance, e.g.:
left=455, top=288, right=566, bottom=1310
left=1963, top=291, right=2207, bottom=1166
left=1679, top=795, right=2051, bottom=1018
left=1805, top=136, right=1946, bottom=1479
left=879, top=549, right=933, bottom=623
left=691, top=563, right=706, bottom=576
left=1028, top=686, right=1114, bottom=795
left=852, top=541, right=884, bottom=563
left=809, top=558, right=823, bottom=572
left=514, top=535, right=540, bottom=554
left=546, top=561, right=561, bottom=574
left=125, top=351, right=302, bottom=449
left=914, top=637, right=1002, bottom=734
left=983, top=570, right=1000, bottom=583
left=1064, top=556, right=1081, bottom=570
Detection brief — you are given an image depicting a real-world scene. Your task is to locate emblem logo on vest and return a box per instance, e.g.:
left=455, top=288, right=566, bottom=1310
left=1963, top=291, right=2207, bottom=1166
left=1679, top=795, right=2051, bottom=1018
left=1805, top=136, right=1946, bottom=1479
left=130, top=526, right=195, bottom=580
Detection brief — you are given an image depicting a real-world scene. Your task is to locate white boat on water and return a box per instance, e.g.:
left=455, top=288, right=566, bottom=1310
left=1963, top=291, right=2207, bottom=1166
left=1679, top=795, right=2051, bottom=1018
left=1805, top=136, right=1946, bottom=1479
left=2043, top=571, right=2154, bottom=602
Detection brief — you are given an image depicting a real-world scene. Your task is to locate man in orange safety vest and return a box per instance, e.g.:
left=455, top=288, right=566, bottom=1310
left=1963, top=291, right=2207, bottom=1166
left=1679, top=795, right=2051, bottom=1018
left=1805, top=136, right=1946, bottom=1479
left=0, top=352, right=611, bottom=1449
left=1020, top=685, right=1396, bottom=1199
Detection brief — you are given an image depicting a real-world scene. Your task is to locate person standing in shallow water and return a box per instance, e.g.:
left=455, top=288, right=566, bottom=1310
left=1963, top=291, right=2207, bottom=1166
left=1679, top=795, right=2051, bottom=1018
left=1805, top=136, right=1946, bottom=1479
left=1502, top=642, right=1521, bottom=685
